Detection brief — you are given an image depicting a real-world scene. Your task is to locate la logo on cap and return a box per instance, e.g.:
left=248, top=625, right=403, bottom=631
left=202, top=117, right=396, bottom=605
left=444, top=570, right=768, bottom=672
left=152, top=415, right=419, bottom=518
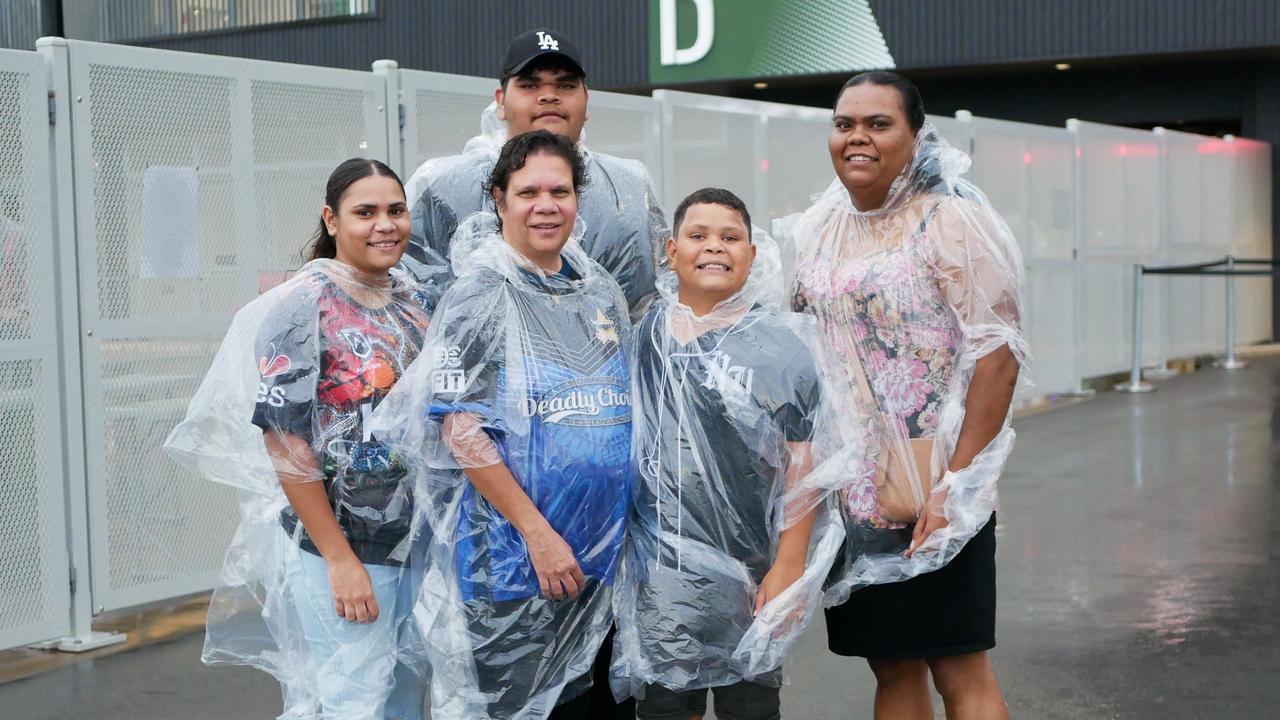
left=537, top=31, right=559, bottom=50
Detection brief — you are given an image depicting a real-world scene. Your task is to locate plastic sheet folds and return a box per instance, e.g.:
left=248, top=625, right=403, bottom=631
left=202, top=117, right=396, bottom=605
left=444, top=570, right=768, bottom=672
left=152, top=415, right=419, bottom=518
left=165, top=260, right=435, bottom=719
left=611, top=231, right=847, bottom=699
left=371, top=214, right=634, bottom=719
left=783, top=124, right=1031, bottom=605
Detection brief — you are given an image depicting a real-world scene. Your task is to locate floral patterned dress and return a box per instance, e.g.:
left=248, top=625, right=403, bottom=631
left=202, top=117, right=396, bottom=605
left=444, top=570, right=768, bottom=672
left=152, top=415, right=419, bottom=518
left=795, top=200, right=962, bottom=528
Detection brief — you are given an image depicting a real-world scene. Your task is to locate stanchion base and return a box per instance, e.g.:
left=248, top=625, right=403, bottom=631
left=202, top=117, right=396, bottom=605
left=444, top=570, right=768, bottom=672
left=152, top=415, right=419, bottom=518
left=31, top=630, right=127, bottom=653
left=1213, top=359, right=1249, bottom=370
left=1115, top=381, right=1156, bottom=393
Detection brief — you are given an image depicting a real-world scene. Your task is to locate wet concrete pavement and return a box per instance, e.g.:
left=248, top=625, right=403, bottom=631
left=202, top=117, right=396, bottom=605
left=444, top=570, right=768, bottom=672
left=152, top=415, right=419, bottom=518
left=4, top=358, right=1278, bottom=718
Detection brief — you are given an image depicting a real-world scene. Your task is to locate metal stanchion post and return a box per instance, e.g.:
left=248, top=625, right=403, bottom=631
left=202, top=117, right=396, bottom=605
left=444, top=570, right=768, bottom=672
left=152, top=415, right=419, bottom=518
left=1117, top=263, right=1155, bottom=393
left=1215, top=256, right=1248, bottom=369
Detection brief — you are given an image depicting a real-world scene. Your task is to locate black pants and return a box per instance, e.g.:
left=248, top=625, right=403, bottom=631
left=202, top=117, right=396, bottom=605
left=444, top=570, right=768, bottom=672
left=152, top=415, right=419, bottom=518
left=549, top=625, right=635, bottom=718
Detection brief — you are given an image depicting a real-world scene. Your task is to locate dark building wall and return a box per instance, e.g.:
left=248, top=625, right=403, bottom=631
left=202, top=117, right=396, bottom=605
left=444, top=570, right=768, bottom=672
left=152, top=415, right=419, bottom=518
left=137, top=1, right=649, bottom=88
left=868, top=0, right=1280, bottom=69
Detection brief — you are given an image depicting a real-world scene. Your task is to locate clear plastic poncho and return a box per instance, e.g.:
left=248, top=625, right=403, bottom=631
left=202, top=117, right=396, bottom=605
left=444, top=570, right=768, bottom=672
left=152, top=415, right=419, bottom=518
left=163, top=260, right=436, bottom=718
left=370, top=213, right=634, bottom=719
left=610, top=230, right=848, bottom=700
left=404, top=103, right=667, bottom=311
left=784, top=124, right=1031, bottom=605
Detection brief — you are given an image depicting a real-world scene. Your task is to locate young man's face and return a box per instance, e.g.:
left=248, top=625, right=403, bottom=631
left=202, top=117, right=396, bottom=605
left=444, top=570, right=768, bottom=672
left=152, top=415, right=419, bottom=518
left=666, top=203, right=756, bottom=304
left=496, top=66, right=589, bottom=143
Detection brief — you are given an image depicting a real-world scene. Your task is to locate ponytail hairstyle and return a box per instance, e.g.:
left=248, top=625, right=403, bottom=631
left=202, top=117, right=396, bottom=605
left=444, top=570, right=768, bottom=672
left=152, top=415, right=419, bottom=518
left=306, top=158, right=404, bottom=261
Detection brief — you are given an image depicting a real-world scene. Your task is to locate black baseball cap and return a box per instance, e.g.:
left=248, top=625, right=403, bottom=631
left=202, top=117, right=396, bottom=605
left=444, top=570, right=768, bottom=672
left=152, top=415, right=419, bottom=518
left=500, top=28, right=586, bottom=81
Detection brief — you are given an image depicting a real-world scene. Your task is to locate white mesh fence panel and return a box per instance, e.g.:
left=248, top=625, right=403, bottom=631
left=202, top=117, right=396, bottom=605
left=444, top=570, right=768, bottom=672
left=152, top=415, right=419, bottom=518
left=1231, top=138, right=1273, bottom=345
left=577, top=95, right=661, bottom=174
left=0, top=48, right=71, bottom=650
left=659, top=98, right=762, bottom=215
left=1163, top=129, right=1225, bottom=358
left=967, top=117, right=1079, bottom=396
left=764, top=111, right=837, bottom=223
left=1072, top=121, right=1164, bottom=377
left=656, top=90, right=833, bottom=224
left=399, top=71, right=496, bottom=173
left=63, top=41, right=388, bottom=612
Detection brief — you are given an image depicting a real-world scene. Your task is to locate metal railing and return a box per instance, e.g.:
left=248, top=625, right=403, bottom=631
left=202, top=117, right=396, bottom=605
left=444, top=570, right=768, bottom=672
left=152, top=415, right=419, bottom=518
left=1118, top=256, right=1277, bottom=392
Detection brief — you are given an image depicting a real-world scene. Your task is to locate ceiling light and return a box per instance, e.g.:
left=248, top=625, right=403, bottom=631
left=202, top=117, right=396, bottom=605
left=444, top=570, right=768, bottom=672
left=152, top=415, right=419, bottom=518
left=1055, top=63, right=1071, bottom=71
left=753, top=81, right=768, bottom=90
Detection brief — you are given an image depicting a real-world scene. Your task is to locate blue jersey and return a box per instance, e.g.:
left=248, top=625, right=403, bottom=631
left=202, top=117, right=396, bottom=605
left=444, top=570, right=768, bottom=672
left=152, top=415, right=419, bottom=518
left=429, top=260, right=633, bottom=602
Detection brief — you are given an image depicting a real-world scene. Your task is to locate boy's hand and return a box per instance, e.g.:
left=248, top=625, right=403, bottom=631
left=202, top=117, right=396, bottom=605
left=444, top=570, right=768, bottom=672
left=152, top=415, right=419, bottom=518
left=753, top=559, right=805, bottom=616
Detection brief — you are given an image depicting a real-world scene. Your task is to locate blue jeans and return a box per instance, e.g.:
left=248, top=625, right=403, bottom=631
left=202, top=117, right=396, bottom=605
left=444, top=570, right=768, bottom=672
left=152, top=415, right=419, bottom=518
left=287, top=543, right=425, bottom=720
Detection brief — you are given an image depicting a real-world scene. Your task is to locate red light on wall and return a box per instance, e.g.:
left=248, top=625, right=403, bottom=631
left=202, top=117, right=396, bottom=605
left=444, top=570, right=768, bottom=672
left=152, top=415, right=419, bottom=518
left=760, top=158, right=770, bottom=171
left=1196, top=140, right=1237, bottom=155
left=1113, top=143, right=1159, bottom=158
left=1023, top=151, right=1033, bottom=165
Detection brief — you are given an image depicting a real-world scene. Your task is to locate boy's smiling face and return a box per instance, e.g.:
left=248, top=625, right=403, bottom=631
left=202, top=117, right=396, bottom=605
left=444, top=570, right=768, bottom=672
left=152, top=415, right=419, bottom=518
left=667, top=202, right=756, bottom=308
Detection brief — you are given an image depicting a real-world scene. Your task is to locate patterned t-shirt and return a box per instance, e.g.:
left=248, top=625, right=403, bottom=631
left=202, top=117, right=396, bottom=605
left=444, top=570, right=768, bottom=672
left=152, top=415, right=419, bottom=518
left=252, top=272, right=432, bottom=566
left=428, top=259, right=633, bottom=601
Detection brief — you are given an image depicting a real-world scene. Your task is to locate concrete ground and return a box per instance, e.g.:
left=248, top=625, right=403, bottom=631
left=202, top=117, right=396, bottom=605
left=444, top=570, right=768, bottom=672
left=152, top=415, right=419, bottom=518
left=3, top=357, right=1278, bottom=719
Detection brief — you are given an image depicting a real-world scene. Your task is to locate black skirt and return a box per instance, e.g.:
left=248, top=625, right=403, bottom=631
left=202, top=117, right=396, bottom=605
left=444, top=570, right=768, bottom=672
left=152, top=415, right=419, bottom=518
left=825, top=513, right=997, bottom=659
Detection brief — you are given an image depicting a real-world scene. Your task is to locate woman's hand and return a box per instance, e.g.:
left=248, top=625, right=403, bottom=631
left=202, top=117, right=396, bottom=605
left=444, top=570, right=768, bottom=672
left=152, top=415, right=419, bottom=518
left=754, top=559, right=805, bottom=616
left=327, top=555, right=380, bottom=623
left=526, top=526, right=586, bottom=600
left=906, top=485, right=950, bottom=557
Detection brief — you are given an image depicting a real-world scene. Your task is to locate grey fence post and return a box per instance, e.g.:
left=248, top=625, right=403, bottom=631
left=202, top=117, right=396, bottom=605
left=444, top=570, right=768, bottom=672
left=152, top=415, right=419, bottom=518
left=1117, top=263, right=1155, bottom=393
left=1215, top=256, right=1248, bottom=370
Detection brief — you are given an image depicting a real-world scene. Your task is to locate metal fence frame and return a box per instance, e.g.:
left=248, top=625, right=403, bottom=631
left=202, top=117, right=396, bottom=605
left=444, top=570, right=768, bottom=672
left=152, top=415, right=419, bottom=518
left=0, top=45, right=75, bottom=651
left=54, top=38, right=390, bottom=616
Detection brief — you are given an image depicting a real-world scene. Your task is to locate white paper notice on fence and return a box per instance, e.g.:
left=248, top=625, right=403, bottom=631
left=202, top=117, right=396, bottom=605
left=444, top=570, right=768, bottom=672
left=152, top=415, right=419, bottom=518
left=139, top=166, right=200, bottom=279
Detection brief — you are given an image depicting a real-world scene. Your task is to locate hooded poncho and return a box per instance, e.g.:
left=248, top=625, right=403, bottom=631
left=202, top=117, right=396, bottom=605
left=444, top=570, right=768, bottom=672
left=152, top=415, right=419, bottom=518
left=164, top=259, right=436, bottom=719
left=784, top=124, right=1031, bottom=604
left=370, top=213, right=634, bottom=719
left=610, top=230, right=849, bottom=698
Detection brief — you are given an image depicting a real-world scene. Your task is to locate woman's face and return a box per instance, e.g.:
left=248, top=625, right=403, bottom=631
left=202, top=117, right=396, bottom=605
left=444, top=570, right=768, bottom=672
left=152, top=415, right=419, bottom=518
left=493, top=151, right=578, bottom=272
left=324, top=174, right=409, bottom=275
left=828, top=83, right=918, bottom=211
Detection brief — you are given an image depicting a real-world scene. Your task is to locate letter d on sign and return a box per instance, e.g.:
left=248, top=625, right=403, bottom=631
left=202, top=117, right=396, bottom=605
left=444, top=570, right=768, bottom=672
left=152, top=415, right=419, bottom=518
left=660, top=0, right=714, bottom=65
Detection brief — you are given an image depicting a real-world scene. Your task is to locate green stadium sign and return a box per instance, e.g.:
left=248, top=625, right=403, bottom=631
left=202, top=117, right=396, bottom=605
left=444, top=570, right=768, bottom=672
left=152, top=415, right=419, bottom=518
left=650, top=0, right=896, bottom=84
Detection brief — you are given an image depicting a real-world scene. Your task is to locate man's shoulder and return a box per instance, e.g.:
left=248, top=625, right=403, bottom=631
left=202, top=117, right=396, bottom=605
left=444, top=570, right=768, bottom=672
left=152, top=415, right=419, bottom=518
left=408, top=153, right=494, bottom=206
left=587, top=151, right=649, bottom=182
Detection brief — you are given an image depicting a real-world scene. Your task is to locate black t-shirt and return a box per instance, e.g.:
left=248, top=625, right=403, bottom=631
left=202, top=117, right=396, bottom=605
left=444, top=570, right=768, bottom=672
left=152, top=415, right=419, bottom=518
left=631, top=307, right=822, bottom=581
left=251, top=273, right=432, bottom=566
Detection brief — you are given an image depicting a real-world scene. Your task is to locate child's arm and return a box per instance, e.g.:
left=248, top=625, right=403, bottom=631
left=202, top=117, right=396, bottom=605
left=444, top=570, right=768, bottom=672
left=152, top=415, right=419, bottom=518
left=443, top=413, right=586, bottom=601
left=754, top=441, right=818, bottom=615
